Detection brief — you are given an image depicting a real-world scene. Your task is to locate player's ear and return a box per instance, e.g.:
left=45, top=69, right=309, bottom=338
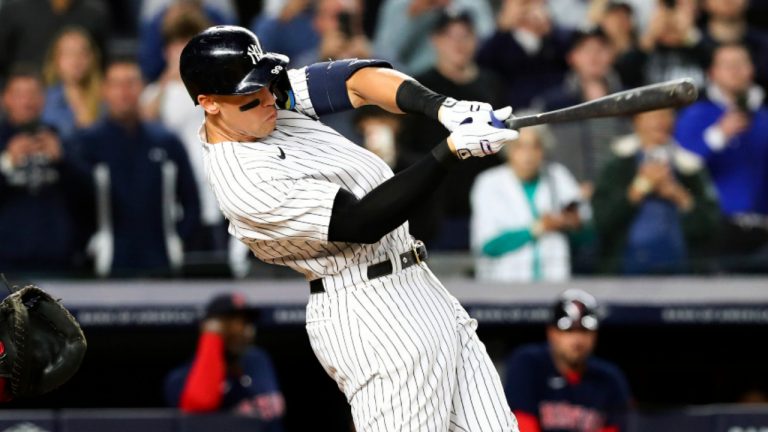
left=198, top=95, right=220, bottom=115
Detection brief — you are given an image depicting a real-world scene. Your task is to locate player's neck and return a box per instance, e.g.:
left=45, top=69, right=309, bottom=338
left=552, top=356, right=586, bottom=378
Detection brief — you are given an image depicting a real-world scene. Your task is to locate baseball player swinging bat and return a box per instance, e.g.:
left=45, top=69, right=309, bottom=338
left=501, top=78, right=698, bottom=130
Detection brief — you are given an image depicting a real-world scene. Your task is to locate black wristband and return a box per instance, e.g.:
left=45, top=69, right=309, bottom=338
left=395, top=79, right=447, bottom=119
left=431, top=139, right=459, bottom=169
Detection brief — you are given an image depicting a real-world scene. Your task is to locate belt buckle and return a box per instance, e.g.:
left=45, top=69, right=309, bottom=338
left=412, top=240, right=425, bottom=265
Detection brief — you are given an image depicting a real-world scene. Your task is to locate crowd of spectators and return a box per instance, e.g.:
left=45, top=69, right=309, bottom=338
left=1, top=0, right=767, bottom=280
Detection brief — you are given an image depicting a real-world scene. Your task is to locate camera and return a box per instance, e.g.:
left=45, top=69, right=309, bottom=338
left=735, top=92, right=751, bottom=113
left=338, top=11, right=354, bottom=38
left=16, top=120, right=46, bottom=135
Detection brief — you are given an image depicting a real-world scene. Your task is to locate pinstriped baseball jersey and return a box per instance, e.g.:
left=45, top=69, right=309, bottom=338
left=199, top=68, right=411, bottom=280
left=198, top=63, right=518, bottom=431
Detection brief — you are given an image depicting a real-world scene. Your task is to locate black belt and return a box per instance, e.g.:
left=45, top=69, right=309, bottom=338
left=310, top=241, right=428, bottom=294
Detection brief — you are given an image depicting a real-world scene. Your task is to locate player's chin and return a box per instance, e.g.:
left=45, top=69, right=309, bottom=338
left=263, top=118, right=277, bottom=134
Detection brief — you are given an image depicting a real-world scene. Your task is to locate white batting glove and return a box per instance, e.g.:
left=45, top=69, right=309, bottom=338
left=437, top=98, right=513, bottom=131
left=448, top=122, right=520, bottom=160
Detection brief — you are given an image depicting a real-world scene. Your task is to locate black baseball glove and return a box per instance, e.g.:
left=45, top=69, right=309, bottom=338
left=0, top=284, right=86, bottom=401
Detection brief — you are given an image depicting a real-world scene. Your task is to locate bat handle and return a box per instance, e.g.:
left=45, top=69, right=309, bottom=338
left=504, top=115, right=539, bottom=130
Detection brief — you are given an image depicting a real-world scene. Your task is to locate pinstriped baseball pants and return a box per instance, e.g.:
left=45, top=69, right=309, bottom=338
left=305, top=263, right=519, bottom=431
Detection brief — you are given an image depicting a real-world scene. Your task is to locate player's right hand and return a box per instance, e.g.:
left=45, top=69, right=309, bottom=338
left=447, top=122, right=519, bottom=159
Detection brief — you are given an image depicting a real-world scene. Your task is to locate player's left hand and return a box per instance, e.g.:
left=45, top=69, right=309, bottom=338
left=438, top=98, right=513, bottom=131
left=447, top=121, right=519, bottom=159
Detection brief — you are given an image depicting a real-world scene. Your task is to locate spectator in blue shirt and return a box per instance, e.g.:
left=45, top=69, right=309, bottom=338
left=674, top=43, right=768, bottom=271
left=73, top=58, right=200, bottom=277
left=41, top=27, right=103, bottom=138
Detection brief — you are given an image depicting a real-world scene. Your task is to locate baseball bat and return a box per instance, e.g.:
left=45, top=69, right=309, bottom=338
left=503, top=78, right=698, bottom=130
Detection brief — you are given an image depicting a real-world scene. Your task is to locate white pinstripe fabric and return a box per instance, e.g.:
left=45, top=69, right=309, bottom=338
left=199, top=65, right=518, bottom=431
left=306, top=263, right=519, bottom=431
left=199, top=110, right=411, bottom=280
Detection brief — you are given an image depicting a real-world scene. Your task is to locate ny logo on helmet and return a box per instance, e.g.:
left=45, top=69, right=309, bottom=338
left=247, top=43, right=265, bottom=64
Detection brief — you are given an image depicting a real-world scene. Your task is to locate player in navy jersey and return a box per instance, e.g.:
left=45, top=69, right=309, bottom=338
left=504, top=289, right=631, bottom=432
left=165, top=293, right=285, bottom=429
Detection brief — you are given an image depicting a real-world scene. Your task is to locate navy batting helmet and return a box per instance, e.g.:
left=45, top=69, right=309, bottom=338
left=180, top=25, right=289, bottom=105
left=551, top=289, right=600, bottom=331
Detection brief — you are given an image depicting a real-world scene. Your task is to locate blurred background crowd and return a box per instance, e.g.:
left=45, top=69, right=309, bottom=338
left=2, top=1, right=768, bottom=430
left=1, top=0, right=768, bottom=281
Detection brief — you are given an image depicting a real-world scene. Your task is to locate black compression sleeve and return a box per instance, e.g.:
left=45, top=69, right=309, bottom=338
left=395, top=79, right=447, bottom=120
left=328, top=140, right=459, bottom=244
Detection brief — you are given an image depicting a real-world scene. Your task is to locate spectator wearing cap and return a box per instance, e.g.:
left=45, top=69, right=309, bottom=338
left=471, top=126, right=583, bottom=282
left=476, top=0, right=572, bottom=109
left=397, top=9, right=503, bottom=249
left=165, top=292, right=285, bottom=428
left=674, top=43, right=768, bottom=272
left=592, top=109, right=719, bottom=274
left=504, top=289, right=631, bottom=432
left=534, top=27, right=631, bottom=201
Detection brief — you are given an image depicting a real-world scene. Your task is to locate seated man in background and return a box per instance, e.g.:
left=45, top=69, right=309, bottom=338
left=0, top=65, right=90, bottom=274
left=165, top=293, right=284, bottom=429
left=674, top=43, right=768, bottom=272
left=593, top=109, right=719, bottom=274
left=471, top=125, right=582, bottom=282
left=504, top=289, right=631, bottom=432
left=73, top=58, right=200, bottom=277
